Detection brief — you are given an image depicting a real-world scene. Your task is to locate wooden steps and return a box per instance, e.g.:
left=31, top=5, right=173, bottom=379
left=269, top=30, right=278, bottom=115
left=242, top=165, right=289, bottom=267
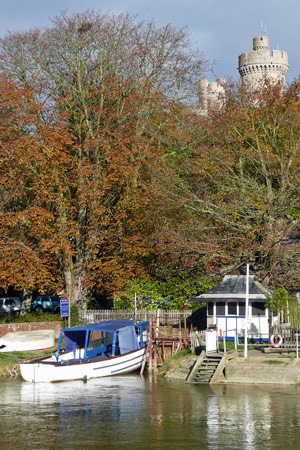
left=186, top=351, right=238, bottom=384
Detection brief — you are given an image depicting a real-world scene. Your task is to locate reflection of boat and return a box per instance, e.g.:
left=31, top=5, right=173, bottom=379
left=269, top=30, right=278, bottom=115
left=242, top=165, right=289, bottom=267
left=0, top=330, right=55, bottom=352
left=20, top=320, right=149, bottom=383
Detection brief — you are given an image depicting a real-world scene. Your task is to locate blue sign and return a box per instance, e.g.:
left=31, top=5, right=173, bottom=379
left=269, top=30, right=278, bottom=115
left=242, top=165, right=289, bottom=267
left=60, top=298, right=70, bottom=318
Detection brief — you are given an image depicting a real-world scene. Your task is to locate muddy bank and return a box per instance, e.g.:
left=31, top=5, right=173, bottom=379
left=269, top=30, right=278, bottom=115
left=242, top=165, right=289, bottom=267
left=162, top=354, right=197, bottom=380
left=0, top=359, right=20, bottom=379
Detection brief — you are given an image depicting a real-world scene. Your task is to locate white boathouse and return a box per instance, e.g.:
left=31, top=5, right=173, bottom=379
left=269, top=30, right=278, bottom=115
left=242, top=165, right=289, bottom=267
left=192, top=275, right=273, bottom=342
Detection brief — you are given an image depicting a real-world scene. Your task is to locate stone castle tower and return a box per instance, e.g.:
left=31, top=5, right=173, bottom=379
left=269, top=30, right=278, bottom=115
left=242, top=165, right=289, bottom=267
left=198, top=78, right=226, bottom=115
left=198, top=34, right=289, bottom=112
left=238, top=35, right=289, bottom=88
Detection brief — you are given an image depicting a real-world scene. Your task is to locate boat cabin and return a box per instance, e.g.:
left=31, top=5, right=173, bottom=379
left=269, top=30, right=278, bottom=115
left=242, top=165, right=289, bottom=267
left=56, top=319, right=149, bottom=361
left=192, top=275, right=273, bottom=342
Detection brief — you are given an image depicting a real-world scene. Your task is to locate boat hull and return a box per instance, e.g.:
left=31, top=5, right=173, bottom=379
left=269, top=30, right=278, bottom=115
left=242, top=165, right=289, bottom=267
left=20, top=347, right=146, bottom=383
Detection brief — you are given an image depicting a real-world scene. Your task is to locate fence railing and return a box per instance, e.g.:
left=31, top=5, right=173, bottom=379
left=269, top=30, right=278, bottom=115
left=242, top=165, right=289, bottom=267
left=270, top=325, right=300, bottom=346
left=79, top=309, right=192, bottom=325
left=190, top=330, right=205, bottom=350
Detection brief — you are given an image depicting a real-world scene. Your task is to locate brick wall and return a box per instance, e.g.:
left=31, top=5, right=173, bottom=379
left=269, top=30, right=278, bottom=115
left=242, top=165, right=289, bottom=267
left=0, top=321, right=61, bottom=339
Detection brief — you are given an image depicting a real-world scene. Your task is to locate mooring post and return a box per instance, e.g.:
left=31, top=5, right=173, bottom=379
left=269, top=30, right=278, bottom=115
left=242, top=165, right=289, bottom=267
left=178, top=318, right=182, bottom=351
left=149, top=318, right=153, bottom=370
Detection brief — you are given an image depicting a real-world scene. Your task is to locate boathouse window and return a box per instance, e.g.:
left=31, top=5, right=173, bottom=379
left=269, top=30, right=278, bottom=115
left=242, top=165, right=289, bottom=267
left=228, top=302, right=237, bottom=315
left=216, top=302, right=225, bottom=315
left=238, top=302, right=245, bottom=316
left=207, top=303, right=213, bottom=316
left=252, top=302, right=266, bottom=316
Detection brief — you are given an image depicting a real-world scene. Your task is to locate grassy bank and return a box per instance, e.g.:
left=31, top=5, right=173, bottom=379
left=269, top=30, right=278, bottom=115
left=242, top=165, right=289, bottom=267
left=158, top=349, right=194, bottom=377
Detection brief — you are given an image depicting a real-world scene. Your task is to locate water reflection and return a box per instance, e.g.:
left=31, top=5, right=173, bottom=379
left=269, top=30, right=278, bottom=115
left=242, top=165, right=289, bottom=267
left=1, top=377, right=300, bottom=449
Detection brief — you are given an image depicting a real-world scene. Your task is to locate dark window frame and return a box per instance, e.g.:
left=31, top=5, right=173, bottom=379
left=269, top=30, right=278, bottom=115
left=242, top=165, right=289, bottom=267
left=252, top=302, right=266, bottom=316
left=238, top=302, right=245, bottom=316
left=216, top=302, right=225, bottom=315
left=207, top=303, right=214, bottom=316
left=227, top=302, right=237, bottom=316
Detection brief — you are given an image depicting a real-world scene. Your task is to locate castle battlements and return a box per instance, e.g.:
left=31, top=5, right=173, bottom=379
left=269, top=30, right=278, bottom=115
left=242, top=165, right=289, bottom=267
left=198, top=34, right=289, bottom=114
left=238, top=36, right=288, bottom=87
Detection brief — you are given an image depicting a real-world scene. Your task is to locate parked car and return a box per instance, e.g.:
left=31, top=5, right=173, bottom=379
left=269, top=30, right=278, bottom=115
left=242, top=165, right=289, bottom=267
left=0, top=297, right=22, bottom=316
left=31, top=295, right=60, bottom=314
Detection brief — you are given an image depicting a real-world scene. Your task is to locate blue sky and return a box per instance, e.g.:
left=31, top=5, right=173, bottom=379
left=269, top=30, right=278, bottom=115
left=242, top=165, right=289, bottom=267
left=0, top=0, right=299, bottom=83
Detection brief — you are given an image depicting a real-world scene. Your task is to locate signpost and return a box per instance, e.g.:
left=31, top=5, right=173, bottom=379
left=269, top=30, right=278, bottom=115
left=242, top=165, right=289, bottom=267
left=60, top=298, right=70, bottom=328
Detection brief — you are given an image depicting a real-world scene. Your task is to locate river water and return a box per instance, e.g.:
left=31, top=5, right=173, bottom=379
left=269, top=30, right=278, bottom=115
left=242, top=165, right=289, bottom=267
left=1, top=375, right=300, bottom=449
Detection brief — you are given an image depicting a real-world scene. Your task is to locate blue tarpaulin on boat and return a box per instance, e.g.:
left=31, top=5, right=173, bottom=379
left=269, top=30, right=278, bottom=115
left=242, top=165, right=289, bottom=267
left=64, top=330, right=86, bottom=353
left=62, top=320, right=148, bottom=334
left=118, top=326, right=140, bottom=354
left=62, top=320, right=148, bottom=354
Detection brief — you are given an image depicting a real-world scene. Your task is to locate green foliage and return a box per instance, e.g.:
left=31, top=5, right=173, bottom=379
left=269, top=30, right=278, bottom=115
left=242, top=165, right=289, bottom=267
left=218, top=341, right=239, bottom=352
left=266, top=288, right=300, bottom=327
left=287, top=301, right=300, bottom=328
left=264, top=360, right=284, bottom=365
left=0, top=313, right=61, bottom=324
left=70, top=305, right=80, bottom=326
left=113, top=276, right=217, bottom=311
left=164, top=348, right=191, bottom=363
left=266, top=288, right=294, bottom=313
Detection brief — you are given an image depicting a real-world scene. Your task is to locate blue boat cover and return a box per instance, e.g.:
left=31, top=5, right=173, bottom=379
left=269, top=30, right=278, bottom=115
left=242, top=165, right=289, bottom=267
left=62, top=319, right=148, bottom=334
left=63, top=320, right=148, bottom=354
left=118, top=326, right=140, bottom=354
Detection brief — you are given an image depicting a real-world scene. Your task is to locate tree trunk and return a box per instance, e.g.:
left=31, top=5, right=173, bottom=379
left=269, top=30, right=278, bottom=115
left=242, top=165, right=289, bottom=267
left=64, top=264, right=87, bottom=310
left=20, top=290, right=33, bottom=315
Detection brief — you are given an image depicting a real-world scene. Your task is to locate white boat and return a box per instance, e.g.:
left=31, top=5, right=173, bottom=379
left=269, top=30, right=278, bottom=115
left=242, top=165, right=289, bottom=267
left=20, top=319, right=149, bottom=383
left=0, top=330, right=55, bottom=352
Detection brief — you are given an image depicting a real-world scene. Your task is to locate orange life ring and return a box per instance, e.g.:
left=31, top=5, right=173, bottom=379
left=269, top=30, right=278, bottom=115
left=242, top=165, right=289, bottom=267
left=270, top=334, right=283, bottom=348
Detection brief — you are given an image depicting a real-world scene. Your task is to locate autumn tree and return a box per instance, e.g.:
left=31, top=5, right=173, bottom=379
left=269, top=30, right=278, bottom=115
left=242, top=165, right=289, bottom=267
left=0, top=76, right=178, bottom=307
left=0, top=79, right=73, bottom=295
left=0, top=11, right=207, bottom=306
left=150, top=79, right=300, bottom=289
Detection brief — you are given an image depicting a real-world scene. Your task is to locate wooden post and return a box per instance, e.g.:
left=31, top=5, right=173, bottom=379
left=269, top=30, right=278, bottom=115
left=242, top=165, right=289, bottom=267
left=156, top=309, right=160, bottom=338
left=149, top=318, right=153, bottom=371
left=140, top=341, right=150, bottom=375
left=68, top=298, right=71, bottom=328
left=178, top=318, right=182, bottom=350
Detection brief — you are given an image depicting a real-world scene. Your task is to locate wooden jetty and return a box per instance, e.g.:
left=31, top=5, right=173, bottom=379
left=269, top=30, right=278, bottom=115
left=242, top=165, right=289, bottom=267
left=141, top=316, right=191, bottom=374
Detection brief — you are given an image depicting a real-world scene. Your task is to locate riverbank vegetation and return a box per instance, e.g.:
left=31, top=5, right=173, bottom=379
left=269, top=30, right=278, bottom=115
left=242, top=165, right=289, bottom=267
left=0, top=10, right=299, bottom=309
left=0, top=306, right=79, bottom=326
left=0, top=350, right=54, bottom=379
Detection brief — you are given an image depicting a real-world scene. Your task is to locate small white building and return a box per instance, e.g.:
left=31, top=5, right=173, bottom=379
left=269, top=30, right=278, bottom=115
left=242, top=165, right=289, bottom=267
left=192, top=275, right=273, bottom=342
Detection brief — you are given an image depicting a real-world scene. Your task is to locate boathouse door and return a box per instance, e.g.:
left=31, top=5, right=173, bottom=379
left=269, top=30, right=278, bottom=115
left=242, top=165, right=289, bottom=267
left=205, top=329, right=217, bottom=353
